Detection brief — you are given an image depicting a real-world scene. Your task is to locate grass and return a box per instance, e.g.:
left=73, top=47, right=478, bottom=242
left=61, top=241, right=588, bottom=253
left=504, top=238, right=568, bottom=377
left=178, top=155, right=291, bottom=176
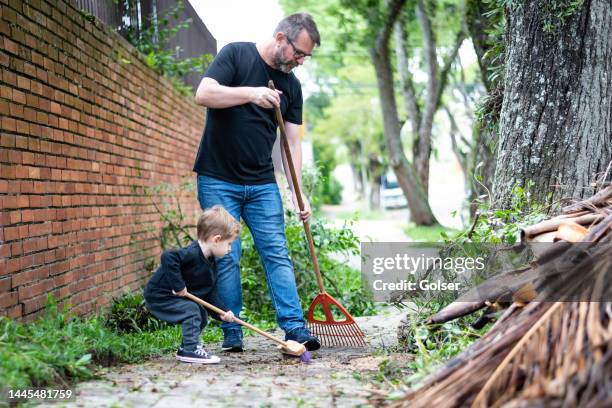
left=403, top=223, right=460, bottom=242
left=321, top=207, right=389, bottom=221
left=0, top=295, right=223, bottom=391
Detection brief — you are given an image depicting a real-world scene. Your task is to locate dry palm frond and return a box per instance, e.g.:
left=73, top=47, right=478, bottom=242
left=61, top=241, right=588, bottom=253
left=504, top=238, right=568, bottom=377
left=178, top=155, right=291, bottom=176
left=388, top=187, right=612, bottom=408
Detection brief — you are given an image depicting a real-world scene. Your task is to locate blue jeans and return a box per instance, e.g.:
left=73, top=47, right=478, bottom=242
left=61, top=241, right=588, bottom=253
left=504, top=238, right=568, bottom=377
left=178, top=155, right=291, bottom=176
left=196, top=175, right=306, bottom=333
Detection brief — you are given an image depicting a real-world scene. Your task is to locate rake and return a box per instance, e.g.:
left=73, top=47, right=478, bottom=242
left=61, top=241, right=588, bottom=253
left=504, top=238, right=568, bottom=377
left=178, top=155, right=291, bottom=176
left=269, top=81, right=366, bottom=347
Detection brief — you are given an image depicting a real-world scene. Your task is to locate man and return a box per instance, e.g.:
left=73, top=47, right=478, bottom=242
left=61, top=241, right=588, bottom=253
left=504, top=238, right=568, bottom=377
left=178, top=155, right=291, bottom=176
left=193, top=13, right=321, bottom=352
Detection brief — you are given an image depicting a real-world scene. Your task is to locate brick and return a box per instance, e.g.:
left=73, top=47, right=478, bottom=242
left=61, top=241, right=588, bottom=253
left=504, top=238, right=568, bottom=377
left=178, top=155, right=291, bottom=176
left=0, top=291, right=18, bottom=308
left=15, top=165, right=29, bottom=179
left=17, top=75, right=30, bottom=90
left=4, top=226, right=20, bottom=241
left=49, top=259, right=69, bottom=275
left=18, top=278, right=53, bottom=301
left=15, top=119, right=29, bottom=134
left=19, top=254, right=34, bottom=270
left=0, top=100, right=8, bottom=115
left=2, top=71, right=16, bottom=87
left=23, top=237, right=41, bottom=253
left=22, top=293, right=46, bottom=314
left=0, top=85, right=11, bottom=99
left=0, top=20, right=10, bottom=37
left=5, top=257, right=20, bottom=273
left=9, top=103, right=24, bottom=118
left=3, top=38, right=18, bottom=55
left=8, top=210, right=20, bottom=224
left=0, top=133, right=15, bottom=148
left=12, top=266, right=49, bottom=287
left=4, top=304, right=23, bottom=319
left=15, top=135, right=27, bottom=149
left=36, top=111, right=48, bottom=124
left=0, top=50, right=8, bottom=67
left=2, top=117, right=16, bottom=132
left=16, top=195, right=29, bottom=207
left=0, top=277, right=11, bottom=291
left=24, top=107, right=37, bottom=122
left=12, top=89, right=26, bottom=104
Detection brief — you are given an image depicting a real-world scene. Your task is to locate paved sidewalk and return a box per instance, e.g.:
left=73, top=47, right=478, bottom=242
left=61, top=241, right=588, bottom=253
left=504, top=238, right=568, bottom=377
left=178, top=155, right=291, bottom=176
left=51, top=310, right=405, bottom=408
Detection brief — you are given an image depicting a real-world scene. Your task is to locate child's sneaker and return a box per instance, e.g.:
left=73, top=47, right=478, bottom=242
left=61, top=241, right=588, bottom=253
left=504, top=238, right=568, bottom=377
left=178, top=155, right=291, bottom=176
left=176, top=345, right=220, bottom=364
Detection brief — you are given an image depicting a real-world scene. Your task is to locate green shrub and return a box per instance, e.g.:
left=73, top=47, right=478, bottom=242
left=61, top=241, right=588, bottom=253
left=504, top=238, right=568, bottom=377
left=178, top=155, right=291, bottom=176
left=105, top=290, right=168, bottom=334
left=116, top=0, right=213, bottom=95
left=240, top=213, right=377, bottom=324
left=395, top=300, right=488, bottom=386
left=451, top=181, right=547, bottom=244
left=312, top=142, right=343, bottom=205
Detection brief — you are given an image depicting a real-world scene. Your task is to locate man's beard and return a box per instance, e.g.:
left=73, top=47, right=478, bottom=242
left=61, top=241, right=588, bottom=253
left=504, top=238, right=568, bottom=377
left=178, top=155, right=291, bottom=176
left=272, top=50, right=297, bottom=73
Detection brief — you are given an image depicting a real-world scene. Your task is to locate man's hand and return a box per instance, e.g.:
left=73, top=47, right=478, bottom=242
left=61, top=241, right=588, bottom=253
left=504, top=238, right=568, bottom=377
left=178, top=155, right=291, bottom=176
left=221, top=310, right=235, bottom=322
left=250, top=87, right=282, bottom=109
left=172, top=287, right=187, bottom=297
left=292, top=193, right=312, bottom=222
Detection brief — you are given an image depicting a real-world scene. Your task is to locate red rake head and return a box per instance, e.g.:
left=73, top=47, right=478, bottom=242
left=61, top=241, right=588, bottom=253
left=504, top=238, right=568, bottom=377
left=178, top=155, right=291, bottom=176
left=306, top=293, right=367, bottom=347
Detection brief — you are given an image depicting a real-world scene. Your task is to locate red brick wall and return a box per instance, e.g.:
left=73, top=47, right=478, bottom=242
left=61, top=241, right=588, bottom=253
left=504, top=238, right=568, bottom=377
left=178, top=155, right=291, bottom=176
left=0, top=0, right=205, bottom=320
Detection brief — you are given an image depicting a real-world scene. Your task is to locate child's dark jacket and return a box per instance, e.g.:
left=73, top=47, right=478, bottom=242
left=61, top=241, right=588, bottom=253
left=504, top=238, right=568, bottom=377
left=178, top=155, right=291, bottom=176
left=144, top=241, right=226, bottom=316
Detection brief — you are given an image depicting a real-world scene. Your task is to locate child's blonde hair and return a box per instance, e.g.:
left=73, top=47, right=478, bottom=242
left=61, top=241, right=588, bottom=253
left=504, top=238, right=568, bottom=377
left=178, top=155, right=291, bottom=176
left=197, top=205, right=240, bottom=242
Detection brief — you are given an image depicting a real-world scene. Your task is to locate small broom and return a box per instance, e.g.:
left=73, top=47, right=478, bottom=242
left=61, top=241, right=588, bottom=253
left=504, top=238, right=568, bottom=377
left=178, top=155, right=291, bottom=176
left=268, top=81, right=366, bottom=347
left=185, top=292, right=312, bottom=362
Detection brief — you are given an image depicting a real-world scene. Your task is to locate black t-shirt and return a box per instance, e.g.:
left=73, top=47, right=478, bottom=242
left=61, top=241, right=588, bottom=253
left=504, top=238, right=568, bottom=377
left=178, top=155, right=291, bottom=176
left=193, top=42, right=303, bottom=185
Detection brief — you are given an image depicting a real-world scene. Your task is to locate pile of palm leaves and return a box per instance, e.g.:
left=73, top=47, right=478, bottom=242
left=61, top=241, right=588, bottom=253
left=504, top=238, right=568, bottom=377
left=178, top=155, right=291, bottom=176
left=390, top=187, right=611, bottom=407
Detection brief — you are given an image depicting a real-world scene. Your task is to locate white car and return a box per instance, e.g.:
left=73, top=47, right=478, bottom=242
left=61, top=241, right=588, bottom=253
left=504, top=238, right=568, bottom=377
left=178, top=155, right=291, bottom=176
left=380, top=172, right=408, bottom=209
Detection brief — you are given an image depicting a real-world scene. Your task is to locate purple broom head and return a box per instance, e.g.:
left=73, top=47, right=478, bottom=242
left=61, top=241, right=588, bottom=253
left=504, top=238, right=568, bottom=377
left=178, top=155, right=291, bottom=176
left=300, top=351, right=312, bottom=363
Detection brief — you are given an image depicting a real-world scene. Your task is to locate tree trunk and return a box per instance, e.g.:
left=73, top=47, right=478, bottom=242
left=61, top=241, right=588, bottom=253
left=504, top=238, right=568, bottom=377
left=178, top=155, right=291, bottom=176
left=368, top=154, right=385, bottom=210
left=370, top=41, right=438, bottom=225
left=347, top=141, right=365, bottom=198
left=493, top=0, right=611, bottom=210
left=368, top=0, right=437, bottom=225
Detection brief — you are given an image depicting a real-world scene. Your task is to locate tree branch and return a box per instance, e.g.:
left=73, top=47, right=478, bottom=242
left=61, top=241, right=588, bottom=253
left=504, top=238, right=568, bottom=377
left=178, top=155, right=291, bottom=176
left=374, top=0, right=408, bottom=49
left=394, top=21, right=421, bottom=127
left=435, top=26, right=466, bottom=110
left=416, top=0, right=438, bottom=133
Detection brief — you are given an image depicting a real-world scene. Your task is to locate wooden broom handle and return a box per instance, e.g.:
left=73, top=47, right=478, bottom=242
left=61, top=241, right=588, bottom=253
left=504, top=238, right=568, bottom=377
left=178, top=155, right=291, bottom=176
left=184, top=292, right=288, bottom=347
left=268, top=80, right=326, bottom=294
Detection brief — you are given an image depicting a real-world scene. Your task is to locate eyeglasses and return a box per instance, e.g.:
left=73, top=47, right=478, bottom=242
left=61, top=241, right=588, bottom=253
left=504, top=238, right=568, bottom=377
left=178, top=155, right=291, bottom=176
left=285, top=36, right=312, bottom=60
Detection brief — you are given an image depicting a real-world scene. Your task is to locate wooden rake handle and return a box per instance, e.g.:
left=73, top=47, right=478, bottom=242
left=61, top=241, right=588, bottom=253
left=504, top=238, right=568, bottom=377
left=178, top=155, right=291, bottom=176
left=184, top=292, right=288, bottom=348
left=268, top=80, right=326, bottom=294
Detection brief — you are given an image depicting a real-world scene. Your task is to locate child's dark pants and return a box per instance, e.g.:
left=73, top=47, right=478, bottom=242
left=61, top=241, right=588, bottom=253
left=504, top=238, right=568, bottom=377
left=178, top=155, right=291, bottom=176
left=145, top=293, right=208, bottom=351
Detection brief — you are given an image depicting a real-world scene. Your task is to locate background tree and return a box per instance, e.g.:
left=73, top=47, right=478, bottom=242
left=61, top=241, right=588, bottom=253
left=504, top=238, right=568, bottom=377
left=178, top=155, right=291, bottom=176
left=281, top=0, right=474, bottom=225
left=395, top=1, right=465, bottom=194
left=492, top=0, right=611, bottom=209
left=311, top=65, right=387, bottom=209
left=334, top=0, right=466, bottom=225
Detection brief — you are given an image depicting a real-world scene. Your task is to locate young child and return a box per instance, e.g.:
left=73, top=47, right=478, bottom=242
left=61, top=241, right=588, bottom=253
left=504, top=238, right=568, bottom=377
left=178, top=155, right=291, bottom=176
left=144, top=205, right=240, bottom=364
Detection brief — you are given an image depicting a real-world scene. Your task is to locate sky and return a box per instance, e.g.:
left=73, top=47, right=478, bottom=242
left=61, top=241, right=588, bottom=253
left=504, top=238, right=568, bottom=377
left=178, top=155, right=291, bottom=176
left=187, top=1, right=476, bottom=98
left=188, top=0, right=313, bottom=90
left=189, top=0, right=284, bottom=51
